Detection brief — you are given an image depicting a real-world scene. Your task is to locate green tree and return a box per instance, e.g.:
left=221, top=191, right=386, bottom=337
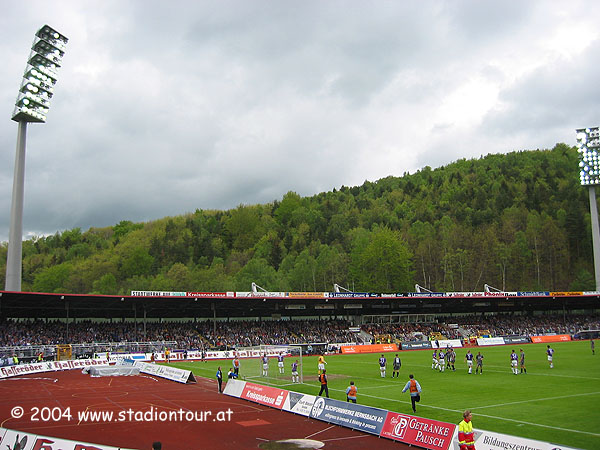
left=121, top=247, right=155, bottom=279
left=289, top=249, right=317, bottom=291
left=92, top=273, right=118, bottom=294
left=33, top=263, right=72, bottom=293
left=234, top=258, right=279, bottom=291
left=351, top=226, right=413, bottom=291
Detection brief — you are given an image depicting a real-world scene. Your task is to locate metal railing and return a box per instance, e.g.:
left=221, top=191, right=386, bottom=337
left=0, top=341, right=178, bottom=363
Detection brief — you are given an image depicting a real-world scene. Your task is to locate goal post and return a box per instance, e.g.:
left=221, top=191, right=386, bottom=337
left=233, top=344, right=303, bottom=386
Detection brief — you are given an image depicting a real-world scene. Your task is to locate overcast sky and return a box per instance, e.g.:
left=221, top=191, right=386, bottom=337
left=1, top=1, right=599, bottom=243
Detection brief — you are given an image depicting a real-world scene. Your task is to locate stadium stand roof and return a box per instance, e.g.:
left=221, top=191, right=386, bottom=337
left=0, top=290, right=598, bottom=320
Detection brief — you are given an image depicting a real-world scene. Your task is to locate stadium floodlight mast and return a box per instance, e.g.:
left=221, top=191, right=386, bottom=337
left=576, top=126, right=600, bottom=290
left=4, top=25, right=68, bottom=292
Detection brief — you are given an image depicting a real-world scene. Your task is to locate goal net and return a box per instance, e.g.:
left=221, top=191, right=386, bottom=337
left=56, top=344, right=72, bottom=361
left=233, top=345, right=303, bottom=386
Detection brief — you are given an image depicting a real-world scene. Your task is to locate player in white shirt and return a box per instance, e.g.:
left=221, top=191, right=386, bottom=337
left=547, top=345, right=554, bottom=368
left=465, top=350, right=474, bottom=374
left=379, top=354, right=387, bottom=377
left=510, top=350, right=519, bottom=375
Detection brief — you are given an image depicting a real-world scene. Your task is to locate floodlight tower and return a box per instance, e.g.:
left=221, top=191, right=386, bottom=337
left=5, top=25, right=68, bottom=291
left=576, top=126, right=600, bottom=291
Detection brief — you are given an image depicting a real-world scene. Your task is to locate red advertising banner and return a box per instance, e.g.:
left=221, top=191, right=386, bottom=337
left=341, top=344, right=399, bottom=354
left=531, top=334, right=571, bottom=343
left=240, top=382, right=288, bottom=409
left=380, top=412, right=455, bottom=450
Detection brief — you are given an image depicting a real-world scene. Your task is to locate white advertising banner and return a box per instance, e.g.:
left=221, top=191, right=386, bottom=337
left=223, top=379, right=246, bottom=397
left=473, top=430, right=580, bottom=450
left=432, top=339, right=463, bottom=349
left=134, top=362, right=195, bottom=383
left=476, top=337, right=506, bottom=346
left=1, top=359, right=112, bottom=379
left=283, top=391, right=317, bottom=417
left=0, top=427, right=133, bottom=450
left=449, top=427, right=579, bottom=450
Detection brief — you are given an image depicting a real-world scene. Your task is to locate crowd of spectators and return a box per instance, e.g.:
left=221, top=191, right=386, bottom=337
left=0, top=320, right=203, bottom=349
left=0, top=314, right=597, bottom=351
left=361, top=314, right=600, bottom=341
left=197, top=319, right=356, bottom=348
left=0, top=318, right=357, bottom=349
left=362, top=322, right=462, bottom=342
left=450, top=314, right=600, bottom=338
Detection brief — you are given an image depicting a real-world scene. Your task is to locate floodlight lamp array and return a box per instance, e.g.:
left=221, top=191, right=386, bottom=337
left=577, top=127, right=600, bottom=186
left=11, top=25, right=68, bottom=123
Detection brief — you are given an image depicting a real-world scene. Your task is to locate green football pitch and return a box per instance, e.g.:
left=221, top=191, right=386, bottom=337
left=171, top=340, right=600, bottom=450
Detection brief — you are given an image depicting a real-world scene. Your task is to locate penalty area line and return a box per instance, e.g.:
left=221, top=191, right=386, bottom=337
left=474, top=391, right=600, bottom=410
left=316, top=386, right=600, bottom=438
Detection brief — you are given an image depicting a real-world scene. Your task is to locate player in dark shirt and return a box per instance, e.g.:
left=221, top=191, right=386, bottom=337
left=475, top=352, right=483, bottom=374
left=392, top=354, right=401, bottom=378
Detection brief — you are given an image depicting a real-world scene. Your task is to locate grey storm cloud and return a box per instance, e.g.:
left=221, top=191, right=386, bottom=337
left=1, top=0, right=599, bottom=243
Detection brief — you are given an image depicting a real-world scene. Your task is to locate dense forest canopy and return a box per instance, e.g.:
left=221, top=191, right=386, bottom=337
left=0, top=143, right=595, bottom=295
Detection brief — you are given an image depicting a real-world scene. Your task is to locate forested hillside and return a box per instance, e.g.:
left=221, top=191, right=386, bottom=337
left=0, top=143, right=594, bottom=295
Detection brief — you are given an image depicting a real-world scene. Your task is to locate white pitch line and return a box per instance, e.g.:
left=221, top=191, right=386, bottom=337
left=474, top=391, right=600, bottom=410
left=321, top=434, right=371, bottom=442
left=344, top=360, right=600, bottom=380
left=305, top=425, right=336, bottom=439
left=470, top=366, right=600, bottom=380
left=139, top=375, right=159, bottom=382
left=298, top=384, right=600, bottom=438
left=0, top=377, right=58, bottom=382
left=471, top=411, right=600, bottom=437
left=256, top=370, right=599, bottom=438
left=358, top=383, right=403, bottom=390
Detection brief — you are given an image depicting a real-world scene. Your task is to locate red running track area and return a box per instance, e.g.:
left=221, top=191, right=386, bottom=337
left=0, top=371, right=411, bottom=450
